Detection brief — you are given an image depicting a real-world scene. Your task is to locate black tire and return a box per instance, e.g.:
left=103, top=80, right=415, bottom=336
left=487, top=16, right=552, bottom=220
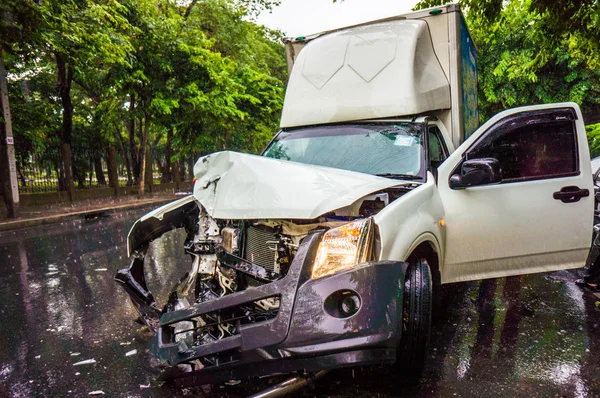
left=396, top=258, right=432, bottom=378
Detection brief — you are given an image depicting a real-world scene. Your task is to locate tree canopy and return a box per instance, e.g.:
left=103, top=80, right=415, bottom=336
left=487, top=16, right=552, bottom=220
left=414, top=0, right=600, bottom=155
left=3, top=0, right=600, bottom=197
left=2, top=0, right=286, bottom=194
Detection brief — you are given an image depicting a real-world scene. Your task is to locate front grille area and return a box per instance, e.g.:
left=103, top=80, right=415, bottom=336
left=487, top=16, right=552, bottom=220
left=244, top=225, right=277, bottom=272
left=171, top=295, right=281, bottom=366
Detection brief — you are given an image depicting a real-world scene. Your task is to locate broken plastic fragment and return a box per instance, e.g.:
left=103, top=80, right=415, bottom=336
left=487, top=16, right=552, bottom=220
left=125, top=349, right=137, bottom=357
left=88, top=391, right=104, bottom=396
left=70, top=352, right=80, bottom=356
left=119, top=342, right=131, bottom=346
left=73, top=359, right=96, bottom=366
left=94, top=268, right=108, bottom=272
left=140, top=384, right=150, bottom=389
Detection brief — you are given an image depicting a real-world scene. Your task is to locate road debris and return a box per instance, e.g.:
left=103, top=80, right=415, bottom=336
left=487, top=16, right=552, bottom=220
left=70, top=352, right=80, bottom=356
left=73, top=359, right=96, bottom=366
left=125, top=350, right=137, bottom=357
left=88, top=391, right=105, bottom=395
left=95, top=268, right=108, bottom=272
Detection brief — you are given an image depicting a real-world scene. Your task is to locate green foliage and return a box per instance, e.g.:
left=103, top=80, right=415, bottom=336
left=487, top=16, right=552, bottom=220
left=413, top=0, right=600, bottom=125
left=414, top=0, right=600, bottom=68
left=468, top=0, right=600, bottom=121
left=587, top=124, right=600, bottom=158
left=0, top=0, right=42, bottom=54
left=4, top=0, right=286, bottom=188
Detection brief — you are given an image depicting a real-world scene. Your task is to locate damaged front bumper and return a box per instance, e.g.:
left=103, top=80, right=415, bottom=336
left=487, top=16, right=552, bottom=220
left=116, top=197, right=407, bottom=386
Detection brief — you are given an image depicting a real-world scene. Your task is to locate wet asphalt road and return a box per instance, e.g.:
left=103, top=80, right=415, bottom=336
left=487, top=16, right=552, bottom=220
left=1, top=206, right=600, bottom=397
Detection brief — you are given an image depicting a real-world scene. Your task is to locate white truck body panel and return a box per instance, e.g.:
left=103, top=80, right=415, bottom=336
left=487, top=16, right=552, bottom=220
left=280, top=19, right=450, bottom=128
left=282, top=4, right=478, bottom=149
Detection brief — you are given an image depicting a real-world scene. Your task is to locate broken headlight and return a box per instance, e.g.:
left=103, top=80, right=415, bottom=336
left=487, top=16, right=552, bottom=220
left=311, top=218, right=374, bottom=280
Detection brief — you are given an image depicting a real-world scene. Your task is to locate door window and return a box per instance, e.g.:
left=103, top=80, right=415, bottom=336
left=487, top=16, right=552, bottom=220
left=465, top=111, right=578, bottom=182
left=428, top=125, right=448, bottom=170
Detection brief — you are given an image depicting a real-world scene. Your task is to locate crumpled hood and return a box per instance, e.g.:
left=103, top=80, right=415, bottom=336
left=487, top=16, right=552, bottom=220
left=193, top=151, right=402, bottom=219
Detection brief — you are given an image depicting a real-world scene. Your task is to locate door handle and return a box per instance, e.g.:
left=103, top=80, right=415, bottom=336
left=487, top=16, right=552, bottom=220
left=553, top=186, right=589, bottom=203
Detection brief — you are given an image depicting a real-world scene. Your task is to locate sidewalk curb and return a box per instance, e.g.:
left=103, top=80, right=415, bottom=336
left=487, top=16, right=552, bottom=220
left=0, top=196, right=178, bottom=233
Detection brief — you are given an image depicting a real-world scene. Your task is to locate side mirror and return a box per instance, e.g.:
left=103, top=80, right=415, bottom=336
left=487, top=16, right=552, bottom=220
left=449, top=158, right=502, bottom=190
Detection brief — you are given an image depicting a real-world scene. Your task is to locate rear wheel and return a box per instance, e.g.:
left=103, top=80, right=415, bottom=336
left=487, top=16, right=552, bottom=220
left=396, top=258, right=432, bottom=378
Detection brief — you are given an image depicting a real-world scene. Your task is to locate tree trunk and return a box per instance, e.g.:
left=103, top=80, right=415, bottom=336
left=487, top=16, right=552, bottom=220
left=184, top=0, right=199, bottom=19
left=138, top=115, right=149, bottom=197
left=56, top=52, right=74, bottom=200
left=126, top=93, right=139, bottom=183
left=89, top=161, right=93, bottom=185
left=162, top=129, right=173, bottom=183
left=57, top=165, right=64, bottom=191
left=17, top=168, right=26, bottom=187
left=106, top=146, right=119, bottom=196
left=179, top=158, right=185, bottom=181
left=187, top=156, right=194, bottom=181
left=94, top=155, right=106, bottom=185
left=135, top=116, right=144, bottom=182
left=115, top=129, right=133, bottom=186
left=145, top=146, right=153, bottom=193
left=72, top=152, right=85, bottom=188
left=173, top=154, right=180, bottom=190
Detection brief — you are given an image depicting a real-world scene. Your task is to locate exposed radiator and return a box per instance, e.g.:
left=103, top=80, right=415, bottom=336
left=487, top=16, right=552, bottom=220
left=244, top=225, right=277, bottom=272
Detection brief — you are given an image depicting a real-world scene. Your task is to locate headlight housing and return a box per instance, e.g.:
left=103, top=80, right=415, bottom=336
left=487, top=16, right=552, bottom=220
left=311, top=218, right=375, bottom=280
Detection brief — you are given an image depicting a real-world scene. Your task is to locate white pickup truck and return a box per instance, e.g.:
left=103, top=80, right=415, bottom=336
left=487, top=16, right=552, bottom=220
left=116, top=4, right=593, bottom=390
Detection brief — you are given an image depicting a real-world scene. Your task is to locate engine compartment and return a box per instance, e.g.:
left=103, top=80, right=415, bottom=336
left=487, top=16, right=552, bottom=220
left=118, top=183, right=417, bottom=372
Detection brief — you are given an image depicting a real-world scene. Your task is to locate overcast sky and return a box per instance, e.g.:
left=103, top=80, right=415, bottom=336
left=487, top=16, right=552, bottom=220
left=256, top=0, right=421, bottom=37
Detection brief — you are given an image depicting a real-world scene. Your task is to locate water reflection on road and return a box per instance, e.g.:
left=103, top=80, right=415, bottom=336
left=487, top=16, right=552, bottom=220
left=304, top=272, right=600, bottom=397
left=0, top=207, right=599, bottom=397
left=0, top=208, right=190, bottom=397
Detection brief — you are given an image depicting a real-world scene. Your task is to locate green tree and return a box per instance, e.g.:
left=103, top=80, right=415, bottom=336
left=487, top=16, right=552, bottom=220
left=5, top=0, right=286, bottom=198
left=39, top=0, right=133, bottom=194
left=414, top=0, right=599, bottom=67
left=112, top=0, right=285, bottom=196
left=413, top=0, right=600, bottom=128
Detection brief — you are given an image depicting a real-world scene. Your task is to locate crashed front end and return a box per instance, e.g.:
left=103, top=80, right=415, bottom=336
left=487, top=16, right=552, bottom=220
left=116, top=152, right=411, bottom=387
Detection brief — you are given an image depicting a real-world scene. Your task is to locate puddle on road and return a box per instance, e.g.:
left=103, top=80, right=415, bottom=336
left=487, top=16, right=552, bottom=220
left=0, top=207, right=196, bottom=397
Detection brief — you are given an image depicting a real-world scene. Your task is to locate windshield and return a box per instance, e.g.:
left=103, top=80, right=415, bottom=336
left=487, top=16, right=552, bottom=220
left=263, top=123, right=424, bottom=179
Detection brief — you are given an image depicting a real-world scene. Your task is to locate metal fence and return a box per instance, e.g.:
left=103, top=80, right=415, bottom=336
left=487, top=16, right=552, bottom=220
left=17, top=155, right=61, bottom=194
left=17, top=154, right=192, bottom=194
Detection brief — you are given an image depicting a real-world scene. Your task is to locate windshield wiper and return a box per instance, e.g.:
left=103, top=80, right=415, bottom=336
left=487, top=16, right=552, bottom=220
left=375, top=173, right=421, bottom=180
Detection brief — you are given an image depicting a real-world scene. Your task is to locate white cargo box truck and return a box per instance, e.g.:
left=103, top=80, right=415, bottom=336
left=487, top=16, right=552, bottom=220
left=282, top=4, right=479, bottom=149
left=118, top=4, right=593, bottom=389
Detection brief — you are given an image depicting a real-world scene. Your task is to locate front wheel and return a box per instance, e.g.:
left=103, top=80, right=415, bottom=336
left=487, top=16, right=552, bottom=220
left=395, top=258, right=432, bottom=378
